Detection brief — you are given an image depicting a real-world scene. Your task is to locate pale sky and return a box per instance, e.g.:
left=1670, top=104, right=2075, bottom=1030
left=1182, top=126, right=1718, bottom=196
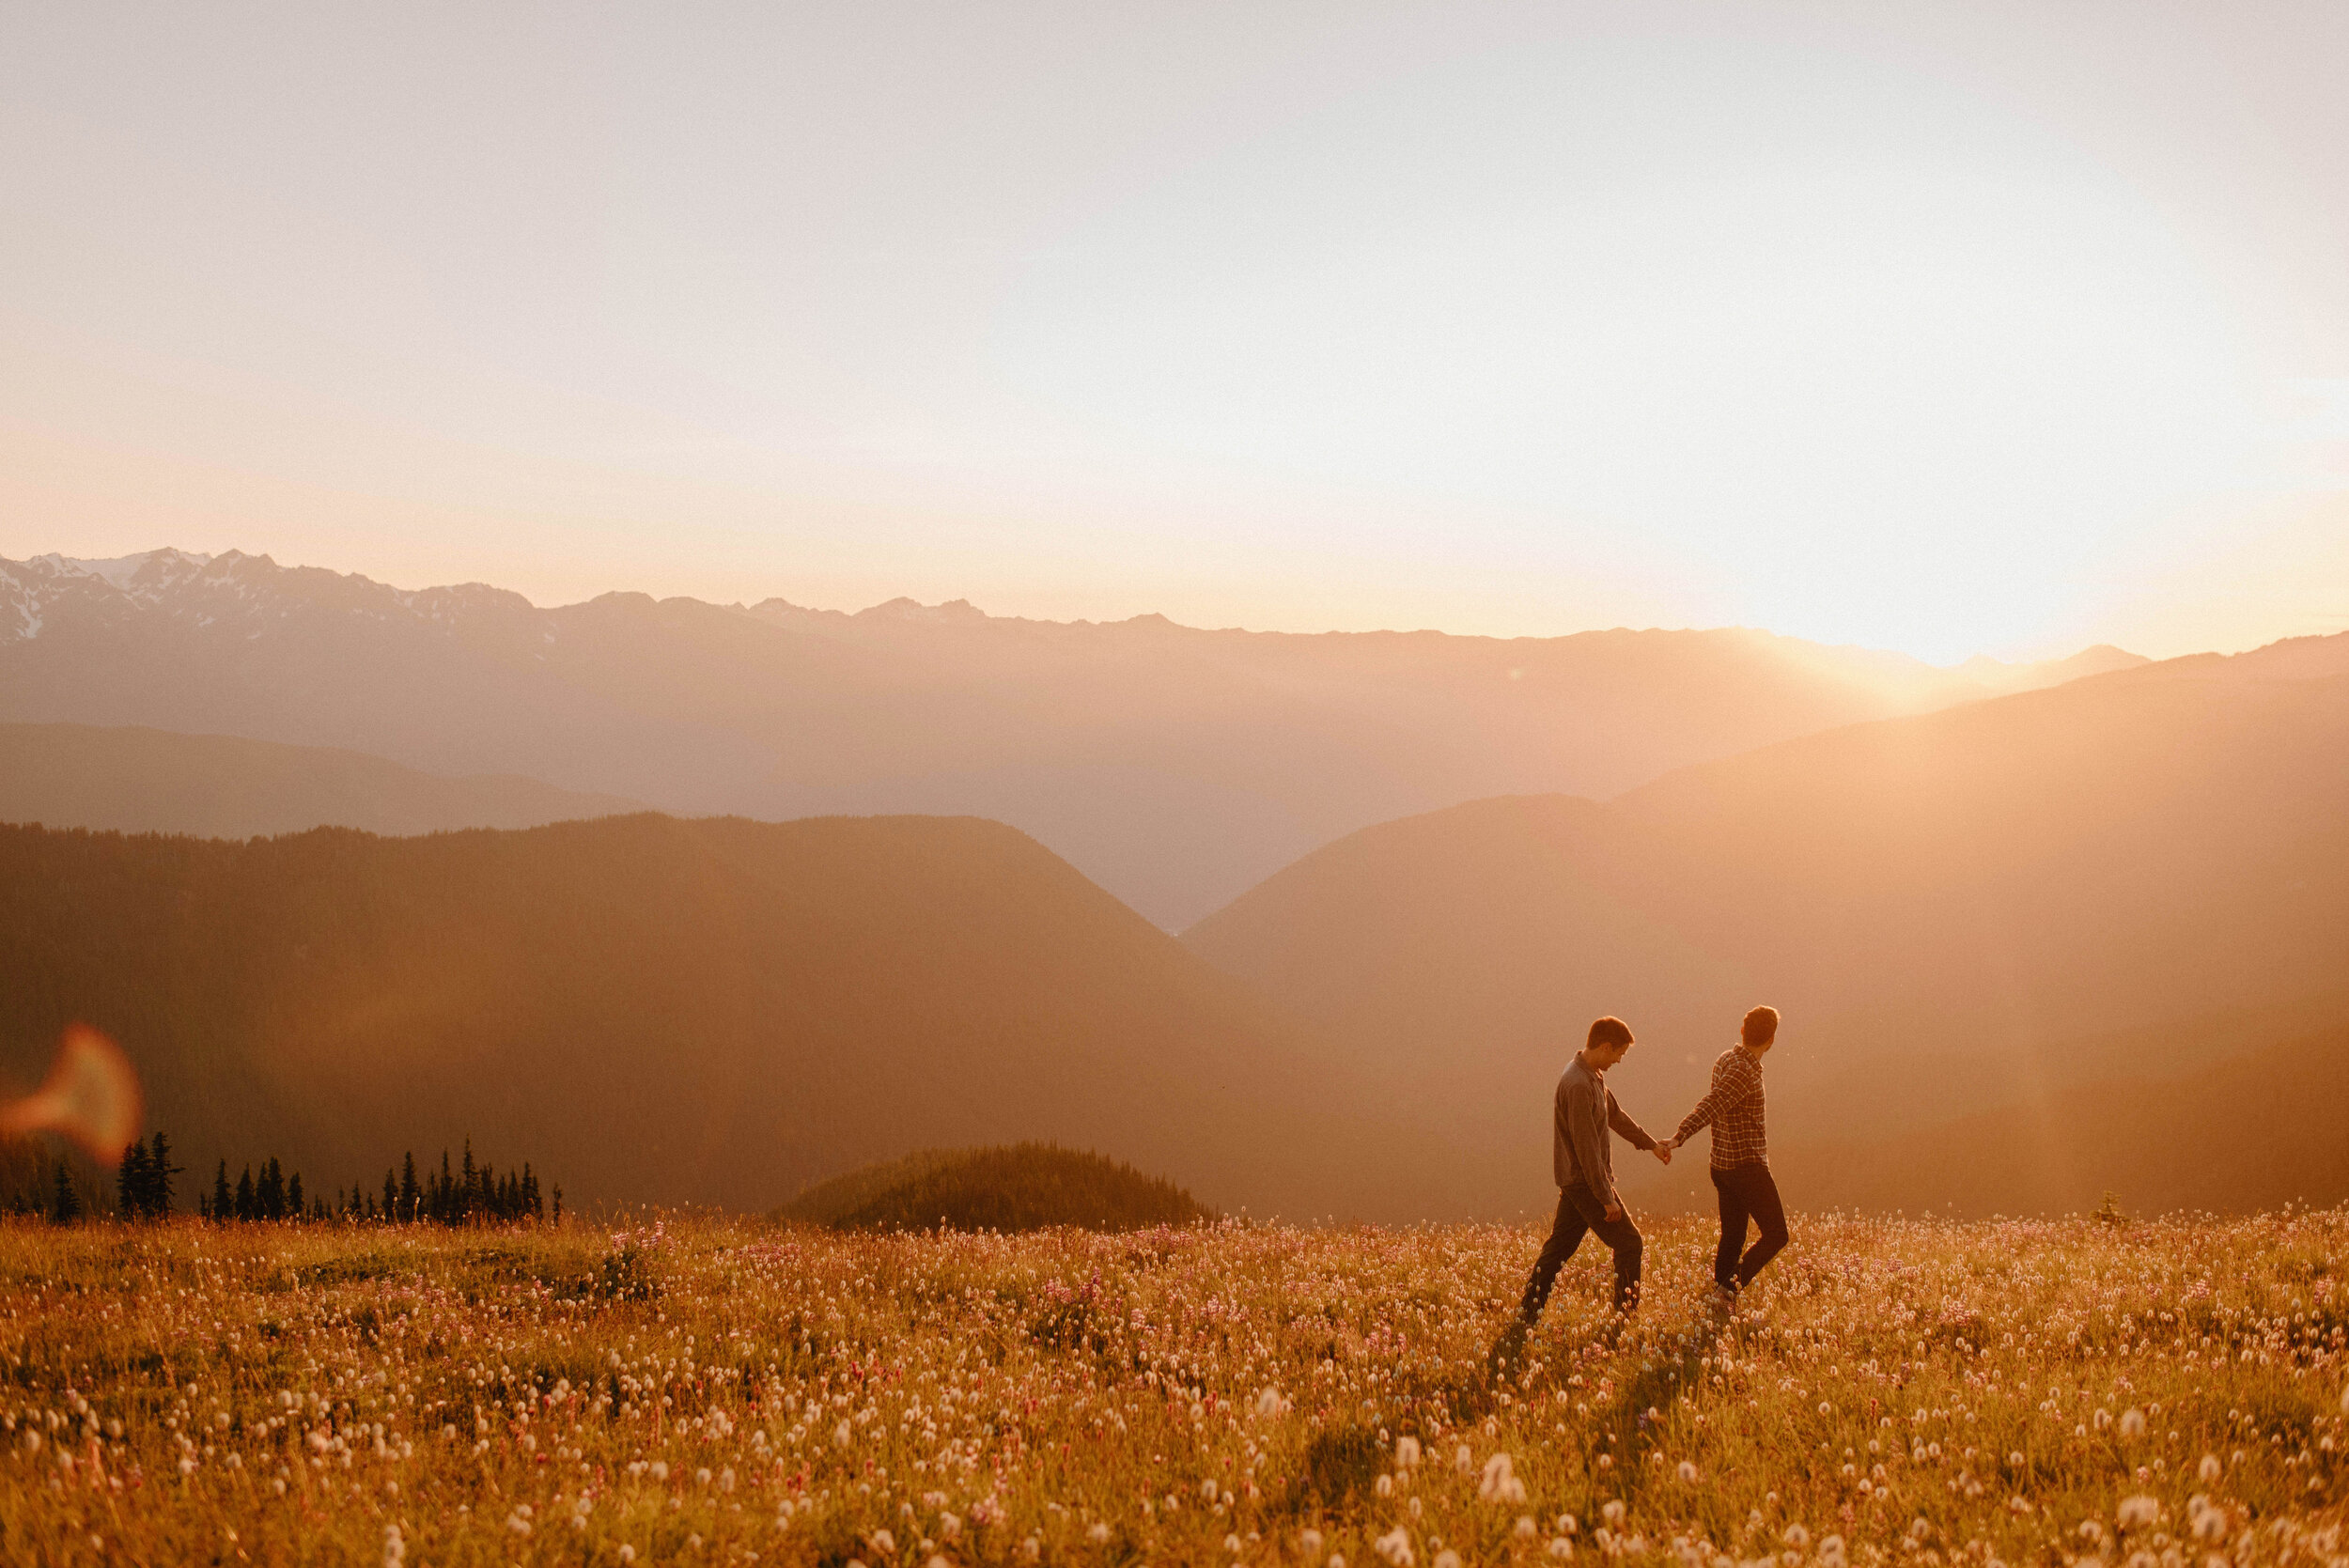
left=3, top=2, right=2345, bottom=662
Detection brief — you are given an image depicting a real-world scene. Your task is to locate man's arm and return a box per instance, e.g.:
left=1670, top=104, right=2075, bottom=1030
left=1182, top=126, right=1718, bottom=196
left=1607, top=1093, right=1657, bottom=1152
left=1672, top=1053, right=1756, bottom=1148
left=1566, top=1076, right=1619, bottom=1208
left=1610, top=1093, right=1673, bottom=1164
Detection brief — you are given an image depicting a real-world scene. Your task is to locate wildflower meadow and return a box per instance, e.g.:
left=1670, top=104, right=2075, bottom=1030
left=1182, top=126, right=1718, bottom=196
left=1, top=1209, right=2342, bottom=1568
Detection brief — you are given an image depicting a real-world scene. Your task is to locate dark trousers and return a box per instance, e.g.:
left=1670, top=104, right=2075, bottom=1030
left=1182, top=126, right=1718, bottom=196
left=1711, top=1161, right=1789, bottom=1292
left=1519, top=1184, right=1643, bottom=1320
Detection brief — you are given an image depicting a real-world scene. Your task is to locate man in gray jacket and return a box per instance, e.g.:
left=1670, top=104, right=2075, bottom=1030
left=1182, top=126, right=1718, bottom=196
left=1517, top=1016, right=1671, bottom=1323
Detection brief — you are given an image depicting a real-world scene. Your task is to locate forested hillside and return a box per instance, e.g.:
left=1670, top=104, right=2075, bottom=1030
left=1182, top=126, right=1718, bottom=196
left=0, top=815, right=1410, bottom=1219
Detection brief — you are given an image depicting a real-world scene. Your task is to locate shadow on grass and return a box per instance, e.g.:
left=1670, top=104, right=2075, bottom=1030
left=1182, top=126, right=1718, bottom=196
left=1275, top=1424, right=1388, bottom=1521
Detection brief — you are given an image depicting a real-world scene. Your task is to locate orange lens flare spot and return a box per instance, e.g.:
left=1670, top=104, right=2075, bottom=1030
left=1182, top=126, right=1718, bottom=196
left=0, top=1025, right=144, bottom=1166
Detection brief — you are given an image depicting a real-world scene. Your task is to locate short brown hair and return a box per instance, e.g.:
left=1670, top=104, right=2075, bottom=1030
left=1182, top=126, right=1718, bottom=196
left=1741, top=1006, right=1780, bottom=1046
left=1587, top=1016, right=1633, bottom=1050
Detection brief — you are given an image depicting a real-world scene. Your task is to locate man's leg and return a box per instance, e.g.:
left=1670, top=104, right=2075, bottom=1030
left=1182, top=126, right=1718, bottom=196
left=1711, top=1167, right=1751, bottom=1293
left=1517, top=1188, right=1593, bottom=1323
left=1731, top=1164, right=1790, bottom=1288
left=1591, top=1211, right=1645, bottom=1313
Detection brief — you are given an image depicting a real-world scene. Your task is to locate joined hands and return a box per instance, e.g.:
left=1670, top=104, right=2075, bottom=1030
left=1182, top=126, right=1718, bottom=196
left=1654, top=1138, right=1675, bottom=1166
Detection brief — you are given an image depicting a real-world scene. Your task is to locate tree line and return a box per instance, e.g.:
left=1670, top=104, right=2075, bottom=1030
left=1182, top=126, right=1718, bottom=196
left=196, top=1142, right=559, bottom=1226
left=6, top=1133, right=560, bottom=1226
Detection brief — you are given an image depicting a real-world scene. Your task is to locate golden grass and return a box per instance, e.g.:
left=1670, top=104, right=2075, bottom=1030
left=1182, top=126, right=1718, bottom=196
left=0, top=1209, right=2341, bottom=1567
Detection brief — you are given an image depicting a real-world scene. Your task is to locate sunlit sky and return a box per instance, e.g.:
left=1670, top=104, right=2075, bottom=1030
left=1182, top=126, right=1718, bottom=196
left=4, top=2, right=2346, bottom=662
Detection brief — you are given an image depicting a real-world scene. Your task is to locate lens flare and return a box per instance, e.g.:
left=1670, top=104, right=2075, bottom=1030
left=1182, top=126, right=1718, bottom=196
left=0, top=1024, right=142, bottom=1165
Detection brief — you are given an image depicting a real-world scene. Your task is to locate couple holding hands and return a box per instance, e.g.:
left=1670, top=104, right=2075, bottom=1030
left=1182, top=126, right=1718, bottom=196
left=1518, top=1006, right=1788, bottom=1327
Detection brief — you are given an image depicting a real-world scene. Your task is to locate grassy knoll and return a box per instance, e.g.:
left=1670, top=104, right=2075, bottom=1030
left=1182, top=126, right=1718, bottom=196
left=777, top=1145, right=1212, bottom=1234
left=0, top=1210, right=2341, bottom=1566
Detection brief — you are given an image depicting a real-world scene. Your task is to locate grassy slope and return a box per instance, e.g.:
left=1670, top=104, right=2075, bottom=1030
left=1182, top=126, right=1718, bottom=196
left=0, top=1212, right=2339, bottom=1564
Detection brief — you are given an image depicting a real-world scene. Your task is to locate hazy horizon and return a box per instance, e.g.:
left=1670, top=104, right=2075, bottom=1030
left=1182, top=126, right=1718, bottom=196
left=7, top=3, right=2347, bottom=664
left=11, top=542, right=2182, bottom=665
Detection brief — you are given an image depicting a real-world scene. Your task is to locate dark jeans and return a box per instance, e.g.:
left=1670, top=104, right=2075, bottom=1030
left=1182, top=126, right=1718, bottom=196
left=1519, top=1184, right=1643, bottom=1320
left=1711, top=1161, right=1789, bottom=1292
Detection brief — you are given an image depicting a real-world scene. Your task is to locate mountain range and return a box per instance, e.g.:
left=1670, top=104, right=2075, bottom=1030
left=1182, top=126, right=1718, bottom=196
left=4, top=545, right=2340, bottom=1219
left=0, top=722, right=641, bottom=840
left=0, top=548, right=2141, bottom=927
left=0, top=812, right=1431, bottom=1219
left=1184, top=632, right=2349, bottom=1217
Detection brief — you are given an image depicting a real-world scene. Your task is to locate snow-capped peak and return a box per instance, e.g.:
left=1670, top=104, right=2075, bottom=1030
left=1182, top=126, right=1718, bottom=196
left=35, top=548, right=214, bottom=591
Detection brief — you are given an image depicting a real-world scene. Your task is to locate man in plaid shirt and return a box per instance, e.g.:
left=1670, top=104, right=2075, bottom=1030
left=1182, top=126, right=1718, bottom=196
left=1662, top=1005, right=1789, bottom=1310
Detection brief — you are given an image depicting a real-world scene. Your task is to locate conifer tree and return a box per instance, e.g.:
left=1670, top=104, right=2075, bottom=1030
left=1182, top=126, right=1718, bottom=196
left=287, top=1172, right=303, bottom=1219
left=51, top=1165, right=80, bottom=1225
left=117, top=1139, right=151, bottom=1219
left=148, top=1132, right=181, bottom=1218
left=213, top=1159, right=232, bottom=1225
left=257, top=1157, right=286, bottom=1221
left=399, top=1152, right=420, bottom=1216
left=234, top=1166, right=256, bottom=1221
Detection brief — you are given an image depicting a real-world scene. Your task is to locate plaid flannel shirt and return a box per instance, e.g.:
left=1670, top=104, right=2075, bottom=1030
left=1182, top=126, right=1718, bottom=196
left=1673, top=1047, right=1768, bottom=1170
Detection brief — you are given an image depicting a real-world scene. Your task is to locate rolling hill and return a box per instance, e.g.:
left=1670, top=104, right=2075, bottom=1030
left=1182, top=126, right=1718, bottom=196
left=1183, top=635, right=2349, bottom=1217
left=0, top=722, right=641, bottom=838
left=0, top=548, right=2138, bottom=926
left=776, top=1144, right=1212, bottom=1233
left=0, top=814, right=1430, bottom=1220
